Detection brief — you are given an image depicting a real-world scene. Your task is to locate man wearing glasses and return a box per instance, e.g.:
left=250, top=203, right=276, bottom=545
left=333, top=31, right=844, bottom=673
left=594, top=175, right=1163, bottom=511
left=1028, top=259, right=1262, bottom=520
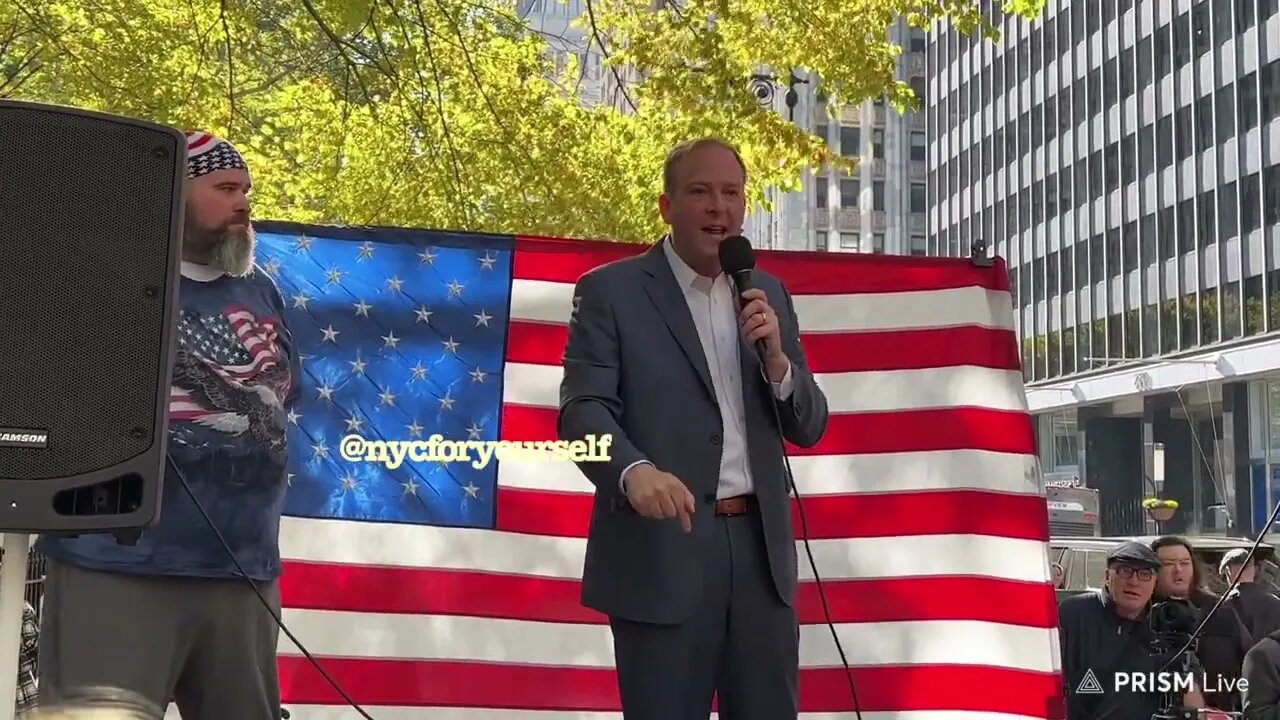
left=1057, top=541, right=1208, bottom=720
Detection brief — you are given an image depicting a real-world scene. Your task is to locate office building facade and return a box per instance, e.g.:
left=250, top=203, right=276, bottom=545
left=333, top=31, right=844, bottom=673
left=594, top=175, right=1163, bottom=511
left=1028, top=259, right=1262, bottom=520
left=754, top=23, right=931, bottom=255
left=926, top=0, right=1280, bottom=537
left=748, top=22, right=932, bottom=255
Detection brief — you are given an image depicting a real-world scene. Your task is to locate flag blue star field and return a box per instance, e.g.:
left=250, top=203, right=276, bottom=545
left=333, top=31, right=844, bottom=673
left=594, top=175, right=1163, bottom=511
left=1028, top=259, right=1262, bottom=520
left=260, top=221, right=1062, bottom=720
left=255, top=225, right=512, bottom=529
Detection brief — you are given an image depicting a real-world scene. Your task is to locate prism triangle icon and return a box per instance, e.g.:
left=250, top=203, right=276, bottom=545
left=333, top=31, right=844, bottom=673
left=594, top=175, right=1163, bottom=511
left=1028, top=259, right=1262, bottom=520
left=1076, top=668, right=1104, bottom=694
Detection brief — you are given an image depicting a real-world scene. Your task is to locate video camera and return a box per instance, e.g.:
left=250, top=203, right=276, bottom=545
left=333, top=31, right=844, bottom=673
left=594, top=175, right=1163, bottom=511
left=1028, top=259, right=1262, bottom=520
left=1148, top=598, right=1199, bottom=658
left=1146, top=599, right=1241, bottom=720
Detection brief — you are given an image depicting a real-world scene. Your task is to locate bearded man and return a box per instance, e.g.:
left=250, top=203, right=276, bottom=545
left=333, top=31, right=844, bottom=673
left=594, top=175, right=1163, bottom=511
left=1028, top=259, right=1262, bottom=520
left=33, top=132, right=299, bottom=720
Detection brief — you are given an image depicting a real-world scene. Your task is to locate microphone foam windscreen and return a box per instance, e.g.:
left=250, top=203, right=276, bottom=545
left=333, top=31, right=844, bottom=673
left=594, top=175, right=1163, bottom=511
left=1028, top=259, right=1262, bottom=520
left=718, top=235, right=756, bottom=274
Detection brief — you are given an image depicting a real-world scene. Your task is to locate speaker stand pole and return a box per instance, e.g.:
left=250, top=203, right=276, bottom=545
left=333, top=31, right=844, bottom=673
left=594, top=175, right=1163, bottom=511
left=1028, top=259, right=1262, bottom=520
left=0, top=533, right=31, bottom=720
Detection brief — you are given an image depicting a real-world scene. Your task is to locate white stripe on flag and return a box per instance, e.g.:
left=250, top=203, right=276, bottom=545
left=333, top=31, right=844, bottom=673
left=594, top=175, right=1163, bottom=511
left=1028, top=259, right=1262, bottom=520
left=280, top=518, right=1052, bottom=584
left=509, top=279, right=1017, bottom=332
left=274, top=610, right=1059, bottom=673
left=501, top=361, right=1030, bottom=414
left=494, top=448, right=1041, bottom=497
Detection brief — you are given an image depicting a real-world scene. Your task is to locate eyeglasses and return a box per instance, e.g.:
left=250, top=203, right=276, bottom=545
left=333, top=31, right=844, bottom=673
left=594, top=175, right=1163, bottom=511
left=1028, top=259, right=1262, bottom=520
left=1112, top=565, right=1155, bottom=581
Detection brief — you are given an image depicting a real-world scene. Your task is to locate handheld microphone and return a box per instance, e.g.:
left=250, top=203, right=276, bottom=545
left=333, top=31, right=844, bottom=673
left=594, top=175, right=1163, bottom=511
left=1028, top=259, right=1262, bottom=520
left=717, top=235, right=767, bottom=359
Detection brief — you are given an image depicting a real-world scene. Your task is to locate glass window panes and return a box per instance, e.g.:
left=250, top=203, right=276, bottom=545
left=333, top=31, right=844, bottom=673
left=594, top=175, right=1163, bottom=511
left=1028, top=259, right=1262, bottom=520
left=840, top=178, right=859, bottom=207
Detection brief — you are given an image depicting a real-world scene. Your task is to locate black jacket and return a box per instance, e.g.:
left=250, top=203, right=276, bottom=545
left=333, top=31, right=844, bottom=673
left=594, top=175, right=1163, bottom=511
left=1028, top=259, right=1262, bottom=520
left=1243, top=629, right=1280, bottom=719
left=1230, top=583, right=1280, bottom=645
left=1201, top=584, right=1280, bottom=711
left=1059, top=589, right=1195, bottom=720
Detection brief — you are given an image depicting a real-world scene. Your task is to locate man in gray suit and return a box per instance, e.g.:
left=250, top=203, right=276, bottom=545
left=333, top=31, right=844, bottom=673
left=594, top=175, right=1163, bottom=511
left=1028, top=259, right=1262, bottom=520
left=557, top=137, right=830, bottom=719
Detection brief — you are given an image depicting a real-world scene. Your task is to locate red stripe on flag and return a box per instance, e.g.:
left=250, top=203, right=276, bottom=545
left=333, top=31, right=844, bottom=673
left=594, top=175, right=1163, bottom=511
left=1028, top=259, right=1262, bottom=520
left=513, top=236, right=645, bottom=284
left=507, top=321, right=1021, bottom=374
left=797, top=326, right=1022, bottom=373
left=493, top=487, right=1049, bottom=541
left=279, top=657, right=1061, bottom=717
left=505, top=321, right=568, bottom=366
left=500, top=405, right=1038, bottom=457
left=279, top=561, right=1060, bottom=629
left=753, top=252, right=1011, bottom=295
left=512, top=238, right=1011, bottom=294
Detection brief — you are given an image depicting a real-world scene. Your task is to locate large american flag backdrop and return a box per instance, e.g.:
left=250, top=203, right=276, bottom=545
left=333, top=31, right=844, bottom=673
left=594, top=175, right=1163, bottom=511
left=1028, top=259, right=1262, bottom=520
left=246, top=220, right=1064, bottom=720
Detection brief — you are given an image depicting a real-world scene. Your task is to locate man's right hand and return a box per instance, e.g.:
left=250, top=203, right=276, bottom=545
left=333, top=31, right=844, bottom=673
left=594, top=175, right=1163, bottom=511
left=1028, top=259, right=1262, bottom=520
left=624, top=464, right=696, bottom=532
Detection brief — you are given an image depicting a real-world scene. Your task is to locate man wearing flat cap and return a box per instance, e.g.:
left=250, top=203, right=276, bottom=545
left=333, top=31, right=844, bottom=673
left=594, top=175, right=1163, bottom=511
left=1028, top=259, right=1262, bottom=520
left=1057, top=541, right=1207, bottom=720
left=34, top=131, right=299, bottom=720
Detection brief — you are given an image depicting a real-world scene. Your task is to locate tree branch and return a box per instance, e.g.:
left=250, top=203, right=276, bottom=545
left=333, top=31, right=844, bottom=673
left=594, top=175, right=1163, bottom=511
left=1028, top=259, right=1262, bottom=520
left=218, top=0, right=239, bottom=131
left=297, top=0, right=381, bottom=112
left=583, top=0, right=637, bottom=112
left=429, top=0, right=542, bottom=207
left=409, top=0, right=471, bottom=227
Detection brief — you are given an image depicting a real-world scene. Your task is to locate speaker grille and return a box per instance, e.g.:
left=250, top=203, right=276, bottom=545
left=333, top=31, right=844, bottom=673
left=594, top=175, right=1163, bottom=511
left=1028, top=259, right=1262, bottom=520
left=0, top=105, right=180, bottom=480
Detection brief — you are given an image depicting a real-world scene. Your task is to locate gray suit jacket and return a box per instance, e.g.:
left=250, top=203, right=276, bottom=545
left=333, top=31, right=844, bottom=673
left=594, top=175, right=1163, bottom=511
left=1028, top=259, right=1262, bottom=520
left=557, top=241, right=830, bottom=625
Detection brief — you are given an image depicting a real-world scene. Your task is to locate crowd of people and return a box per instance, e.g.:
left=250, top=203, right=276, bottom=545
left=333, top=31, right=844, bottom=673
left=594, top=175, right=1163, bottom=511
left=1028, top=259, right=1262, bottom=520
left=1060, top=534, right=1280, bottom=719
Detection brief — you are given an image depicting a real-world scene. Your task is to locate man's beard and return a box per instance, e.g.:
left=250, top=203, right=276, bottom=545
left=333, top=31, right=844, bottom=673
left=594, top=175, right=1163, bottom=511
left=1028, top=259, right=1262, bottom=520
left=184, top=218, right=256, bottom=277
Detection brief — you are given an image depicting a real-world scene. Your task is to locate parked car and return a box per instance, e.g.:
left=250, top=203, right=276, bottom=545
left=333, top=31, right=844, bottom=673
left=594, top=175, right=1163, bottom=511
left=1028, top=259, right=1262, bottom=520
left=1050, top=535, right=1280, bottom=598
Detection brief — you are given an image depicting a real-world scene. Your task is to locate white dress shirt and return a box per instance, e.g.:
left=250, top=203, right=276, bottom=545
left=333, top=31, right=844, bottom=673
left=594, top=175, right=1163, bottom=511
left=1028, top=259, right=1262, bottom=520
left=620, top=237, right=794, bottom=499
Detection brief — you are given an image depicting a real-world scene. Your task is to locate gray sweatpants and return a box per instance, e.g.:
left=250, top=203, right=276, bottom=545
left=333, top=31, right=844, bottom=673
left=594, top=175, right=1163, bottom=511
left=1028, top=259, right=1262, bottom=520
left=37, top=558, right=282, bottom=720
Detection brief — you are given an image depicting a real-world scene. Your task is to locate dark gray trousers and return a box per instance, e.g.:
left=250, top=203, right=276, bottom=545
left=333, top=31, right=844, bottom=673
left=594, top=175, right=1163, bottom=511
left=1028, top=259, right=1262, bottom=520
left=609, top=510, right=800, bottom=720
left=37, top=558, right=282, bottom=720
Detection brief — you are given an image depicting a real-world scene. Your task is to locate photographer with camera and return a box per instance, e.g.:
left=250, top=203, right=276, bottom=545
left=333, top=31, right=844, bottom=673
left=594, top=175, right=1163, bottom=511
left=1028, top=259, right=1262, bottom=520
left=1059, top=541, right=1207, bottom=720
left=1152, top=536, right=1254, bottom=713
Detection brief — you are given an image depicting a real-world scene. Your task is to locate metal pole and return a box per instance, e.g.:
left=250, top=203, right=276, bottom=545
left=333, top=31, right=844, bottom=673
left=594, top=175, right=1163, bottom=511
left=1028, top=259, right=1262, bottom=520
left=0, top=533, right=31, bottom=720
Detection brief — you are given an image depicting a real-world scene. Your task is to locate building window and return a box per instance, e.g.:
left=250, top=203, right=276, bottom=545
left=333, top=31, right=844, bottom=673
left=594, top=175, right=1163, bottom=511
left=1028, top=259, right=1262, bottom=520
left=1243, top=171, right=1261, bottom=233
left=1217, top=84, right=1237, bottom=143
left=871, top=130, right=885, bottom=159
left=840, top=178, right=859, bottom=208
left=1039, top=410, right=1080, bottom=473
left=873, top=182, right=886, bottom=211
left=1268, top=381, right=1280, bottom=462
left=815, top=231, right=828, bottom=251
left=840, top=125, right=860, bottom=157
left=1240, top=71, right=1259, bottom=132
left=1157, top=115, right=1174, bottom=169
left=815, top=176, right=828, bottom=208
left=910, top=183, right=927, bottom=213
left=1219, top=180, right=1239, bottom=240
left=910, top=132, right=927, bottom=161
left=1263, top=60, right=1280, bottom=124
left=872, top=234, right=885, bottom=253
left=909, top=76, right=927, bottom=108
left=910, top=235, right=927, bottom=255
left=839, top=232, right=860, bottom=250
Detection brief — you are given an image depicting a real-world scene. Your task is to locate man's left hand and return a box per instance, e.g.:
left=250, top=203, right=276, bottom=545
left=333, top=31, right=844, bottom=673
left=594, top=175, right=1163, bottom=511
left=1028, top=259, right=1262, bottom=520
left=738, top=289, right=788, bottom=381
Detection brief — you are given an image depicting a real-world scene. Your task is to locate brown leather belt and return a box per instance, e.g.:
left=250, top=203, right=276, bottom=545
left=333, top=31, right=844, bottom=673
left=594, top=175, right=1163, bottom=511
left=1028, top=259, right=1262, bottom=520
left=714, top=495, right=753, bottom=517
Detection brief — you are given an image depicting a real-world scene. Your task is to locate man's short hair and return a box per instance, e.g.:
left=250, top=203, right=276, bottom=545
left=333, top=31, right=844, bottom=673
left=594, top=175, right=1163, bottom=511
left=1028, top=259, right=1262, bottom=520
left=1220, top=547, right=1255, bottom=574
left=662, top=137, right=748, bottom=193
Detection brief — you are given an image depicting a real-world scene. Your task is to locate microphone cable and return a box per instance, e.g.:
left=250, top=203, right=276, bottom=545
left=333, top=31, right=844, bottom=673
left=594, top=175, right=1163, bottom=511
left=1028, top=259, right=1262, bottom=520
left=166, top=455, right=375, bottom=720
left=758, top=362, right=864, bottom=720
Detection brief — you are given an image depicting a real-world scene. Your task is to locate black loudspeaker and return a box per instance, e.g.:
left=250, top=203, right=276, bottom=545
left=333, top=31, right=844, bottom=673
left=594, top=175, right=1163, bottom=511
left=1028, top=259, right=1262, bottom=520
left=0, top=100, right=185, bottom=538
